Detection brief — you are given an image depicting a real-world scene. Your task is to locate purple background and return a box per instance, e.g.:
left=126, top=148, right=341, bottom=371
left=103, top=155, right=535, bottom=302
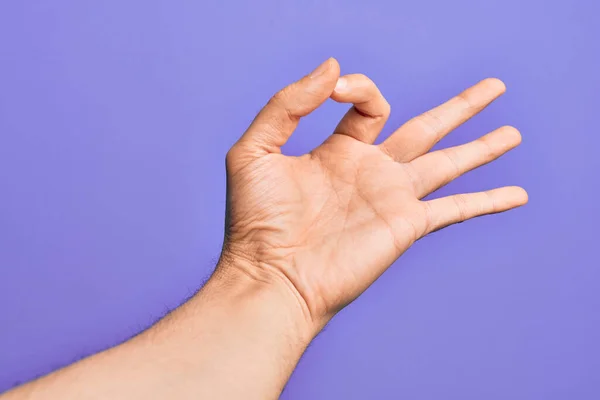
left=1, top=1, right=598, bottom=398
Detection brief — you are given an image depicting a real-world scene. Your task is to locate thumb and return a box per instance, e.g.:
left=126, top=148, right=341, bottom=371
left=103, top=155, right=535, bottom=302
left=235, top=57, right=340, bottom=156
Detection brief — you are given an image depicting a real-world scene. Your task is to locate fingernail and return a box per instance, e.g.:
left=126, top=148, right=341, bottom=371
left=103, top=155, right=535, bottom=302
left=309, top=58, right=332, bottom=78
left=334, top=77, right=348, bottom=92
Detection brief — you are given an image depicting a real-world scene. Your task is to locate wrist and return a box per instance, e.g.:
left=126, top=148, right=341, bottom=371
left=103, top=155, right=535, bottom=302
left=209, top=251, right=321, bottom=343
left=128, top=251, right=319, bottom=399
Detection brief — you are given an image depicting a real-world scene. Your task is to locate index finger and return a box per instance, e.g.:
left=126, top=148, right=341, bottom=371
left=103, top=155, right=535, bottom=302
left=330, top=74, right=391, bottom=144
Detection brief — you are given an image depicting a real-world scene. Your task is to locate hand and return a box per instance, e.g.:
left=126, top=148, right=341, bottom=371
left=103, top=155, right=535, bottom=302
left=220, top=58, right=527, bottom=332
left=0, top=58, right=527, bottom=400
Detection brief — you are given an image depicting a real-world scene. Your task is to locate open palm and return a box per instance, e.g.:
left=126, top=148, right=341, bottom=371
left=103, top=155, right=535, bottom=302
left=221, top=58, right=527, bottom=327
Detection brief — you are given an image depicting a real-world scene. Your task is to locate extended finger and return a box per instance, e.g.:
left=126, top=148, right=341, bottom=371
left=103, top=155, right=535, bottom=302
left=380, top=78, right=506, bottom=162
left=422, top=186, right=528, bottom=235
left=409, top=126, right=522, bottom=198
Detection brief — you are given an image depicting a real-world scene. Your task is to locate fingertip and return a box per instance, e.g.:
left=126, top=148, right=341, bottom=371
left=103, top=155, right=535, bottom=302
left=331, top=75, right=354, bottom=102
left=307, top=57, right=340, bottom=83
left=322, top=57, right=341, bottom=81
left=327, top=58, right=342, bottom=88
left=514, top=186, right=529, bottom=205
left=331, top=74, right=376, bottom=101
left=328, top=57, right=341, bottom=76
left=305, top=57, right=340, bottom=98
left=500, top=125, right=522, bottom=146
left=333, top=76, right=349, bottom=94
left=503, top=186, right=528, bottom=206
left=484, top=77, right=507, bottom=94
left=489, top=186, right=529, bottom=211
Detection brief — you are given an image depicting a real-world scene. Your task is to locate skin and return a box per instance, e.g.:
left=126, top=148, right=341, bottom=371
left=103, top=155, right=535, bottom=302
left=2, top=58, right=527, bottom=399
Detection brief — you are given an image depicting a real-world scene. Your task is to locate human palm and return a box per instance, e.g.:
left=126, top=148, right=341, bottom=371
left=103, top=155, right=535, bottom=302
left=222, top=58, right=526, bottom=327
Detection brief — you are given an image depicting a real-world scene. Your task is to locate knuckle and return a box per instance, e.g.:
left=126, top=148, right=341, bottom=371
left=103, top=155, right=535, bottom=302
left=484, top=190, right=498, bottom=213
left=381, top=100, right=392, bottom=118
left=349, top=73, right=371, bottom=83
left=455, top=91, right=475, bottom=111
left=268, top=88, right=297, bottom=122
left=421, top=201, right=434, bottom=236
left=367, top=100, right=390, bottom=120
left=476, top=136, right=497, bottom=161
left=413, top=111, right=444, bottom=139
left=361, top=74, right=376, bottom=86
left=269, top=89, right=288, bottom=108
left=442, top=148, right=462, bottom=176
left=452, top=194, right=470, bottom=222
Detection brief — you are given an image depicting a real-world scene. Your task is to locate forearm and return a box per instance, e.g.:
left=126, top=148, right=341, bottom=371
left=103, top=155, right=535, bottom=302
left=3, top=256, right=314, bottom=400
